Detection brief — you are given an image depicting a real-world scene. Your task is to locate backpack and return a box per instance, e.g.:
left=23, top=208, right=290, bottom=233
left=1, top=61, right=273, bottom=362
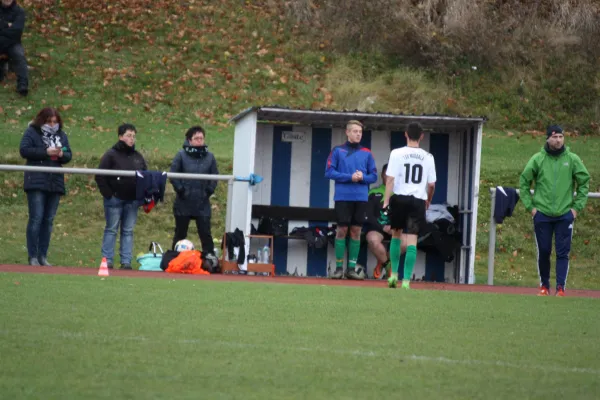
left=137, top=242, right=164, bottom=272
left=257, top=216, right=288, bottom=237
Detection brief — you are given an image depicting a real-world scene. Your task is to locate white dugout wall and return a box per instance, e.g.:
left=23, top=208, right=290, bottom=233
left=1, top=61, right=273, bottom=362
left=228, top=107, right=484, bottom=284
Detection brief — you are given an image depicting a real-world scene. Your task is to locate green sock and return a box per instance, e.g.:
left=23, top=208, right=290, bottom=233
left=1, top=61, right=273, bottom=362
left=403, top=245, right=417, bottom=281
left=335, top=238, right=346, bottom=268
left=390, top=238, right=401, bottom=276
left=347, top=239, right=360, bottom=269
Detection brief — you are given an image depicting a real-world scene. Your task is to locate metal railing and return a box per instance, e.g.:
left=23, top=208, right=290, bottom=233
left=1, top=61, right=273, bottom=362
left=0, top=164, right=263, bottom=241
left=487, top=187, right=600, bottom=285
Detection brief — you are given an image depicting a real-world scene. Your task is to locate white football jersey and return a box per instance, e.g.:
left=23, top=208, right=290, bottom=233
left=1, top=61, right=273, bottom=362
left=386, top=146, right=436, bottom=200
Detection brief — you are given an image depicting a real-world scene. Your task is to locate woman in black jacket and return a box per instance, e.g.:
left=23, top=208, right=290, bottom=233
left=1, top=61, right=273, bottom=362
left=170, top=126, right=219, bottom=255
left=19, top=107, right=72, bottom=266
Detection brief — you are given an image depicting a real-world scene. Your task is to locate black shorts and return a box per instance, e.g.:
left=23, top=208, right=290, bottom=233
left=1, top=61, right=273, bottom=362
left=389, top=194, right=426, bottom=235
left=335, top=201, right=368, bottom=227
left=364, top=223, right=392, bottom=241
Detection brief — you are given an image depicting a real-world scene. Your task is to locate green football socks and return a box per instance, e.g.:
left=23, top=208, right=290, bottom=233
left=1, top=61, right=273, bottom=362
left=348, top=239, right=360, bottom=269
left=403, top=245, right=417, bottom=281
left=335, top=238, right=346, bottom=268
left=390, top=237, right=402, bottom=277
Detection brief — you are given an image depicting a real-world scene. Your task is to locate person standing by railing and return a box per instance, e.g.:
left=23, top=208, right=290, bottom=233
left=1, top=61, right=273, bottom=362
left=169, top=126, right=219, bottom=258
left=19, top=107, right=72, bottom=266
left=95, top=124, right=147, bottom=270
left=519, top=124, right=590, bottom=297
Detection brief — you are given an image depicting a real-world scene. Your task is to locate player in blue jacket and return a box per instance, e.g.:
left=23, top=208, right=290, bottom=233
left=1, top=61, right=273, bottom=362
left=325, top=120, right=378, bottom=279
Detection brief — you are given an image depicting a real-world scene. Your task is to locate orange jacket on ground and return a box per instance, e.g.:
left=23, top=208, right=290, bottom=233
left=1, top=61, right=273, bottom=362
left=166, top=250, right=210, bottom=275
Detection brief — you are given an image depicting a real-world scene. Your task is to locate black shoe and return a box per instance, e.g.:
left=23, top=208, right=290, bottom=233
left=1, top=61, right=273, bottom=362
left=121, top=264, right=132, bottom=270
left=29, top=257, right=41, bottom=266
left=17, top=88, right=28, bottom=97
left=107, top=263, right=114, bottom=269
left=39, top=257, right=52, bottom=267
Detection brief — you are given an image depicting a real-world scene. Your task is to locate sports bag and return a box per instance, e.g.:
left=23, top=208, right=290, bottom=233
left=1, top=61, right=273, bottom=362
left=137, top=242, right=164, bottom=272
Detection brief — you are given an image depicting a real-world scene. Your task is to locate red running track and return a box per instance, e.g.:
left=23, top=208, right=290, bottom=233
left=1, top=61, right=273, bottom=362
left=1, top=264, right=599, bottom=298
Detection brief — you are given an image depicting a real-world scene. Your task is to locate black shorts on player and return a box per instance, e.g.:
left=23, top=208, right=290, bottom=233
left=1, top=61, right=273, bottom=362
left=389, top=194, right=426, bottom=235
left=364, top=222, right=392, bottom=242
left=335, top=201, right=368, bottom=227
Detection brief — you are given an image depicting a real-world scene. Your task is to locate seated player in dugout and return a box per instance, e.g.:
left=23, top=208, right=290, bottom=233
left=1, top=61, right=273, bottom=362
left=364, top=163, right=393, bottom=279
left=325, top=119, right=378, bottom=280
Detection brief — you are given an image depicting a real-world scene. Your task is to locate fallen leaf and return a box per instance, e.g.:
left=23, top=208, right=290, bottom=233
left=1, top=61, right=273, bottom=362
left=60, top=104, right=73, bottom=111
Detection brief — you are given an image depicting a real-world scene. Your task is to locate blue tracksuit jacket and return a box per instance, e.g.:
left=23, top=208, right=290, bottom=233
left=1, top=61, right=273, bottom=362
left=325, top=142, right=377, bottom=202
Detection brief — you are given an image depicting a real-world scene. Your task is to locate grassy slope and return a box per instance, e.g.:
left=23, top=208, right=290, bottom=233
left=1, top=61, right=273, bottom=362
left=0, top=273, right=599, bottom=399
left=0, top=1, right=598, bottom=288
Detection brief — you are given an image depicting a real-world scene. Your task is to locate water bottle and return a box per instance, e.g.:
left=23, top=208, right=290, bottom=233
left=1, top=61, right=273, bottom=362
left=262, top=244, right=270, bottom=264
left=257, top=248, right=263, bottom=264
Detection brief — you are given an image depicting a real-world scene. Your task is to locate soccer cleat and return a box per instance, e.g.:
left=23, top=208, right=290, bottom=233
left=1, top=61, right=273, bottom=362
left=556, top=286, right=566, bottom=297
left=401, top=280, right=410, bottom=289
left=345, top=268, right=364, bottom=280
left=373, top=260, right=390, bottom=280
left=121, top=264, right=132, bottom=270
left=537, top=286, right=550, bottom=296
left=388, top=275, right=398, bottom=288
left=330, top=268, right=344, bottom=279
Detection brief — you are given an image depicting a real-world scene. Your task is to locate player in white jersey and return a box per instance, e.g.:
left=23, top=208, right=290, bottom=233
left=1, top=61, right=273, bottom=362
left=380, top=122, right=436, bottom=289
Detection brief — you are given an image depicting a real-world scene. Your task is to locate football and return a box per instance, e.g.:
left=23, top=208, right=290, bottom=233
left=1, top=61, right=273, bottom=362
left=174, top=239, right=195, bottom=252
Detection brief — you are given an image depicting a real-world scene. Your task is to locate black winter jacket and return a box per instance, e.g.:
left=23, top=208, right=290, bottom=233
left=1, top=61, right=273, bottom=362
left=0, top=1, right=25, bottom=51
left=95, top=141, right=147, bottom=201
left=170, top=143, right=218, bottom=217
left=19, top=125, right=72, bottom=195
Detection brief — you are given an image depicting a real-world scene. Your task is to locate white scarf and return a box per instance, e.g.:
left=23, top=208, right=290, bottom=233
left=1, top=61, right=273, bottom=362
left=41, top=124, right=62, bottom=149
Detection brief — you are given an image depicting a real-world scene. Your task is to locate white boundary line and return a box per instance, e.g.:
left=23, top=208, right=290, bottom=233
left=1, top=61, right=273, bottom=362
left=3, top=329, right=597, bottom=376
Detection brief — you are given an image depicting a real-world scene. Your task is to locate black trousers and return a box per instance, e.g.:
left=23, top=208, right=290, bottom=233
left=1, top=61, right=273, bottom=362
left=172, top=215, right=214, bottom=255
left=0, top=44, right=29, bottom=89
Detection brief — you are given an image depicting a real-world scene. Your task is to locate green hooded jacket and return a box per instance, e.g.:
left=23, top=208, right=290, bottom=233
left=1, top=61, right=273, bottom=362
left=519, top=146, right=590, bottom=217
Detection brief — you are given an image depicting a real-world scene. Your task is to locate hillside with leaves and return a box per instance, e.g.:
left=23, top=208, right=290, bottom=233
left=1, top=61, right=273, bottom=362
left=1, top=0, right=332, bottom=149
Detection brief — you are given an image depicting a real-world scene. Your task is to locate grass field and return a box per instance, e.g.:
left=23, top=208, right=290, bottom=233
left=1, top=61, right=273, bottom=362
left=0, top=273, right=598, bottom=399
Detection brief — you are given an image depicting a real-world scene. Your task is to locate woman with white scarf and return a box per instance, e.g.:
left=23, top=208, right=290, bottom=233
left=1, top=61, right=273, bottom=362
left=19, top=107, right=72, bottom=266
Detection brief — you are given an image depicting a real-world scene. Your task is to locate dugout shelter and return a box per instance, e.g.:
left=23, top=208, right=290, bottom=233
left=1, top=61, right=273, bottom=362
left=227, top=106, right=486, bottom=283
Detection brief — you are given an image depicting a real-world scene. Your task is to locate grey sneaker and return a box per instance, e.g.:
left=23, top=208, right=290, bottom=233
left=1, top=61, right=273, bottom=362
left=29, top=257, right=41, bottom=266
left=330, top=268, right=344, bottom=279
left=39, top=257, right=52, bottom=267
left=345, top=269, right=364, bottom=280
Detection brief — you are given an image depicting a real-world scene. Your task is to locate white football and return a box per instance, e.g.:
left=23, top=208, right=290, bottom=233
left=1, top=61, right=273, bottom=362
left=175, top=239, right=195, bottom=252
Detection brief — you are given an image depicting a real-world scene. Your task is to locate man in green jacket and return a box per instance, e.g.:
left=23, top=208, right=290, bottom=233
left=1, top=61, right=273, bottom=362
left=519, top=125, right=590, bottom=296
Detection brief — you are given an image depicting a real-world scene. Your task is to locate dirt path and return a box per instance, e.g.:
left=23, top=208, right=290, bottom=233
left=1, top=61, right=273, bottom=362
left=2, top=264, right=599, bottom=298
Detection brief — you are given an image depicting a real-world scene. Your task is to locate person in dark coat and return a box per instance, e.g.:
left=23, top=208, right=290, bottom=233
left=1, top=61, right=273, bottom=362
left=95, top=123, right=147, bottom=269
left=170, top=126, right=219, bottom=255
left=0, top=0, right=28, bottom=96
left=19, top=107, right=72, bottom=266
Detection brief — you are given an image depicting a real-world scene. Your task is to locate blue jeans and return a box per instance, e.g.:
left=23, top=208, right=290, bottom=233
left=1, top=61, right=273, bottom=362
left=26, top=190, right=61, bottom=259
left=101, top=197, right=138, bottom=265
left=533, top=210, right=575, bottom=289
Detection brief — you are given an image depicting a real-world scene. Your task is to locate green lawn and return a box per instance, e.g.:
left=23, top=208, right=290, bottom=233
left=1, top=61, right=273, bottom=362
left=0, top=273, right=598, bottom=399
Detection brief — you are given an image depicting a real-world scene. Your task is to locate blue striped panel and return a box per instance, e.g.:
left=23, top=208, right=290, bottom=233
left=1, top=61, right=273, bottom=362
left=271, top=125, right=293, bottom=275
left=390, top=131, right=407, bottom=150
left=357, top=130, right=372, bottom=268
left=429, top=134, right=449, bottom=204
left=425, top=133, right=449, bottom=282
left=307, top=128, right=332, bottom=276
